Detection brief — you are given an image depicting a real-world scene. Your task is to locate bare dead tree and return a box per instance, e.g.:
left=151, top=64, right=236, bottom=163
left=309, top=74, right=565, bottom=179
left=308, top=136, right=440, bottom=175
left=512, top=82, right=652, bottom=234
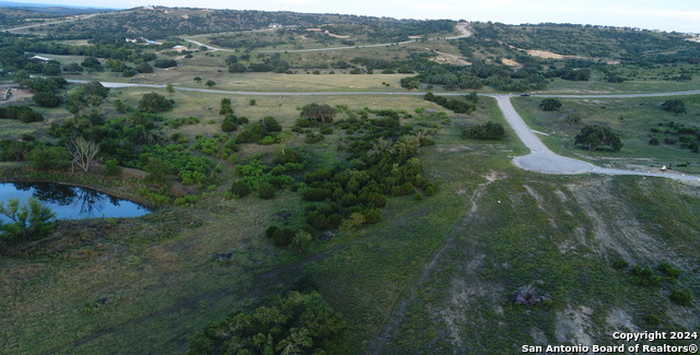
left=68, top=137, right=100, bottom=173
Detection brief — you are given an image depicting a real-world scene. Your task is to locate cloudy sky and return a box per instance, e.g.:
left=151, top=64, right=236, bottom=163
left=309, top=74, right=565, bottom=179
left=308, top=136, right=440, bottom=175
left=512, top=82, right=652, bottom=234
left=14, top=0, right=700, bottom=33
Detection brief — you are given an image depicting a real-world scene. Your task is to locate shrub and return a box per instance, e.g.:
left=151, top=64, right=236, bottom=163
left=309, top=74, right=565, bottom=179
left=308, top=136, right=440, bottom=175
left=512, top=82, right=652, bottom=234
left=104, top=159, right=121, bottom=176
left=575, top=125, right=623, bottom=152
left=135, top=62, right=154, bottom=73
left=657, top=262, right=682, bottom=279
left=221, top=115, right=238, bottom=132
left=153, top=59, right=177, bottom=68
left=262, top=116, right=282, bottom=132
left=539, top=98, right=562, bottom=111
left=463, top=122, right=506, bottom=140
left=230, top=180, right=251, bottom=198
left=303, top=188, right=331, bottom=202
left=305, top=132, right=325, bottom=144
left=300, top=103, right=337, bottom=123
left=267, top=226, right=296, bottom=246
left=138, top=92, right=174, bottom=113
left=424, top=93, right=476, bottom=113
left=649, top=137, right=660, bottom=146
left=661, top=100, right=686, bottom=114
left=669, top=288, right=693, bottom=306
left=33, top=91, right=61, bottom=108
left=28, top=146, right=70, bottom=171
left=363, top=208, right=382, bottom=224
left=257, top=182, right=277, bottom=199
left=0, top=106, right=44, bottom=122
left=631, top=266, right=661, bottom=287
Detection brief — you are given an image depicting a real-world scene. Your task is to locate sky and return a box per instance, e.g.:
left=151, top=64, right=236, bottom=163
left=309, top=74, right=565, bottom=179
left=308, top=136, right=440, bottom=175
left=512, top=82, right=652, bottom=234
left=12, top=0, right=700, bottom=33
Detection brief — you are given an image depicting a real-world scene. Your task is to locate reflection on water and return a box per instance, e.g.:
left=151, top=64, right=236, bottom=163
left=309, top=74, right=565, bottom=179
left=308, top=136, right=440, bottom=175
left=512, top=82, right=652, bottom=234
left=0, top=182, right=150, bottom=221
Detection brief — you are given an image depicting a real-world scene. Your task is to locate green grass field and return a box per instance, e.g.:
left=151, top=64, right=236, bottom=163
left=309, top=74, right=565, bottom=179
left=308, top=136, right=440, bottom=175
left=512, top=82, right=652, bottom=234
left=513, top=95, right=700, bottom=174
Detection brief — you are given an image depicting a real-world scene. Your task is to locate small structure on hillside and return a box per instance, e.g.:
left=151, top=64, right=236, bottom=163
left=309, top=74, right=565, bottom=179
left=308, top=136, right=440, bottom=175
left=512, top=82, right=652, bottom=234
left=171, top=45, right=188, bottom=53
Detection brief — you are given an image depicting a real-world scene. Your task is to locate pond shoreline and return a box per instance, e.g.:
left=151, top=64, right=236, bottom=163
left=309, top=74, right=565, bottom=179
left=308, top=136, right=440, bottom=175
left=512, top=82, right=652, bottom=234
left=0, top=180, right=152, bottom=221
left=0, top=170, right=157, bottom=210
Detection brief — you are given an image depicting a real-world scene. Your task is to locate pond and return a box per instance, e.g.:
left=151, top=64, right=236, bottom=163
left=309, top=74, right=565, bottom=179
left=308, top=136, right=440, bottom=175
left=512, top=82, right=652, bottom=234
left=0, top=182, right=150, bottom=221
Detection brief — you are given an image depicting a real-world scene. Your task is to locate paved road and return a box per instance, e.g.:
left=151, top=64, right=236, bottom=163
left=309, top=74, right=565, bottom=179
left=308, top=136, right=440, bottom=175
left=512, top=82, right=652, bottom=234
left=494, top=95, right=700, bottom=183
left=67, top=79, right=700, bottom=183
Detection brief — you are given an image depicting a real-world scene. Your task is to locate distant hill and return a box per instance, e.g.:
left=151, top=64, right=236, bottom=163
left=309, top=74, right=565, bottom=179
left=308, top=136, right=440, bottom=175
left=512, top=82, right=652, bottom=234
left=0, top=1, right=113, bottom=13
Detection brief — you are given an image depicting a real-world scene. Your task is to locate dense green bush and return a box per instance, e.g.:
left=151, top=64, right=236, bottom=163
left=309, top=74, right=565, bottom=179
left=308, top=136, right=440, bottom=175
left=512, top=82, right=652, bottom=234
left=32, top=91, right=61, bottom=108
left=539, top=98, right=562, bottom=111
left=0, top=106, right=44, bottom=122
left=153, top=58, right=177, bottom=68
left=138, top=92, right=174, bottom=113
left=28, top=146, right=71, bottom=171
left=669, top=288, right=693, bottom=306
left=230, top=180, right=251, bottom=198
left=463, top=122, right=506, bottom=140
left=187, top=291, right=345, bottom=355
left=424, top=92, right=476, bottom=113
left=575, top=125, right=623, bottom=152
left=661, top=99, right=687, bottom=114
left=631, top=266, right=662, bottom=287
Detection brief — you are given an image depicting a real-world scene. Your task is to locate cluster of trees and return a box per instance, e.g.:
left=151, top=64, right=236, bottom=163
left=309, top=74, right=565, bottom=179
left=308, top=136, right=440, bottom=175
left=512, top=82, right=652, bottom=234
left=574, top=125, right=623, bottom=152
left=472, top=22, right=700, bottom=65
left=300, top=103, right=338, bottom=123
left=45, top=7, right=455, bottom=42
left=138, top=92, right=174, bottom=113
left=226, top=54, right=290, bottom=73
left=463, top=122, right=506, bottom=140
left=649, top=121, right=700, bottom=153
left=21, top=76, right=68, bottom=108
left=0, top=105, right=44, bottom=122
left=399, top=57, right=547, bottom=92
left=661, top=99, right=687, bottom=114
left=187, top=290, right=345, bottom=354
left=424, top=92, right=477, bottom=114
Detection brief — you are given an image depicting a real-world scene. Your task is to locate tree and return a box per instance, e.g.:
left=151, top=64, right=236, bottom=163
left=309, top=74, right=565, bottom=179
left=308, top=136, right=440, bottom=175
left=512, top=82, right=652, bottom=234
left=68, top=137, right=100, bottom=173
left=193, top=76, right=202, bottom=84
left=219, top=98, right=233, bottom=115
left=661, top=100, right=687, bottom=114
left=0, top=198, right=56, bottom=243
left=539, top=98, right=562, bottom=111
left=33, top=91, right=61, bottom=108
left=166, top=84, right=175, bottom=94
left=262, top=116, right=282, bottom=132
left=221, top=115, right=238, bottom=132
left=300, top=103, right=337, bottom=123
left=205, top=80, right=216, bottom=87
left=138, top=92, right=174, bottom=113
left=574, top=125, right=623, bottom=152
left=65, top=81, right=110, bottom=115
left=81, top=57, right=103, bottom=71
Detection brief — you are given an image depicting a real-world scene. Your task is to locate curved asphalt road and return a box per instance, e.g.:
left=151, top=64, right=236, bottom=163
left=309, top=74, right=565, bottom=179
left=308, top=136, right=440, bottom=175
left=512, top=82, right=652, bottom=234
left=67, top=79, right=700, bottom=183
